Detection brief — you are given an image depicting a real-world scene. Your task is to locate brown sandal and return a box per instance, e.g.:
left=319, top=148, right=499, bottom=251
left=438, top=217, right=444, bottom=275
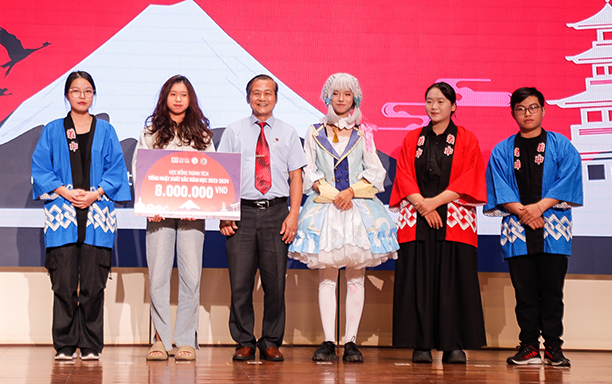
left=175, top=345, right=196, bottom=361
left=146, top=340, right=168, bottom=361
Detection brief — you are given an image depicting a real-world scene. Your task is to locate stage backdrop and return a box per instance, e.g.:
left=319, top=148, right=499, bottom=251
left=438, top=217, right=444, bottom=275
left=1, top=0, right=611, bottom=273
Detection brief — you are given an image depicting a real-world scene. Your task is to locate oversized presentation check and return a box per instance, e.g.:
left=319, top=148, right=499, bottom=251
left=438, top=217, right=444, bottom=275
left=134, top=149, right=241, bottom=220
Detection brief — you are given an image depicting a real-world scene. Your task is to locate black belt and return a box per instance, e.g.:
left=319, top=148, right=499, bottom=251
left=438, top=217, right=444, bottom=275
left=241, top=197, right=287, bottom=209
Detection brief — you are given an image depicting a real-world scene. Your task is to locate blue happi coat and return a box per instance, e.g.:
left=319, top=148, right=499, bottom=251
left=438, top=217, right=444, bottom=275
left=484, top=131, right=583, bottom=259
left=32, top=118, right=131, bottom=249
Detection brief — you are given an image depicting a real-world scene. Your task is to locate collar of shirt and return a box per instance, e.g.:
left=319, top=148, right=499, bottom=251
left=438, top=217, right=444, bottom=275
left=250, top=114, right=276, bottom=129
left=423, top=119, right=456, bottom=138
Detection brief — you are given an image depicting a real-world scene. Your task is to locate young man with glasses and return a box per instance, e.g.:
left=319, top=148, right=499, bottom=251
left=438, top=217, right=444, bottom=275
left=484, top=87, right=583, bottom=367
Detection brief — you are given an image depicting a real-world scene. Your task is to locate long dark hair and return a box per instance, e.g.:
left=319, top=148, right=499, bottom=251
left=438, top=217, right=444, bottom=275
left=146, top=75, right=212, bottom=150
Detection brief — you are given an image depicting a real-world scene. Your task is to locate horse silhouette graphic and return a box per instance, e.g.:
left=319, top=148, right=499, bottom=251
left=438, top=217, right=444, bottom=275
left=0, top=27, right=50, bottom=77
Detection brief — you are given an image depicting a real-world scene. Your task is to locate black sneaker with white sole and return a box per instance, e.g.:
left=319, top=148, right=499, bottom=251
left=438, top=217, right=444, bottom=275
left=80, top=349, right=100, bottom=361
left=544, top=346, right=571, bottom=367
left=507, top=343, right=542, bottom=365
left=54, top=347, right=77, bottom=361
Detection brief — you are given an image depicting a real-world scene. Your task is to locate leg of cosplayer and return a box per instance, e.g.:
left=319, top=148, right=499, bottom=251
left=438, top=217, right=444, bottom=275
left=146, top=219, right=178, bottom=352
left=174, top=219, right=205, bottom=350
left=318, top=267, right=339, bottom=342
left=344, top=267, right=365, bottom=344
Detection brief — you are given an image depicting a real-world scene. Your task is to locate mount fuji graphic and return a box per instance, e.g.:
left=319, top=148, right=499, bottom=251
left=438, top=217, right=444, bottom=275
left=0, top=0, right=398, bottom=268
left=0, top=0, right=322, bottom=145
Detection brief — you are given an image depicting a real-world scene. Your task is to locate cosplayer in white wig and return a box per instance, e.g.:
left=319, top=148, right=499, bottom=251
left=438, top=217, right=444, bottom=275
left=321, top=73, right=363, bottom=127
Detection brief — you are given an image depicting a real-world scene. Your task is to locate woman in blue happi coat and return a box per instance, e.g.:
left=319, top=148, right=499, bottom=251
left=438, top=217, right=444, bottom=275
left=32, top=71, right=130, bottom=360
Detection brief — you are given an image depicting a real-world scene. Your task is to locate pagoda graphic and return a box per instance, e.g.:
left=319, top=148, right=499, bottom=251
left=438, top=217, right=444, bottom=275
left=548, top=0, right=612, bottom=184
left=547, top=0, right=612, bottom=237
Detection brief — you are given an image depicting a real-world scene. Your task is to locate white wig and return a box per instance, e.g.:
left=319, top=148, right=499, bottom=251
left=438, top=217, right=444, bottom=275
left=320, top=73, right=363, bottom=126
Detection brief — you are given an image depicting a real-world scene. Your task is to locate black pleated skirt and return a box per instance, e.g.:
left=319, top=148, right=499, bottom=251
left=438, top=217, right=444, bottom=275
left=392, top=229, right=487, bottom=351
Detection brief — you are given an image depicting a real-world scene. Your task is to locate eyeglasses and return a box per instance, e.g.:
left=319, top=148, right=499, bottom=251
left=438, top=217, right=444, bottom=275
left=69, top=89, right=95, bottom=99
left=514, top=104, right=541, bottom=115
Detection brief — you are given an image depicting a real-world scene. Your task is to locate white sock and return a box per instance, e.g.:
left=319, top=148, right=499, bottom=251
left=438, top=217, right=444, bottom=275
left=318, top=268, right=339, bottom=342
left=344, top=267, right=365, bottom=344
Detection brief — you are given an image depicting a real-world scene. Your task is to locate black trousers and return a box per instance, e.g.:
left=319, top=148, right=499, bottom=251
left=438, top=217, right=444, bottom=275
left=507, top=253, right=568, bottom=350
left=226, top=202, right=289, bottom=351
left=45, top=243, right=111, bottom=353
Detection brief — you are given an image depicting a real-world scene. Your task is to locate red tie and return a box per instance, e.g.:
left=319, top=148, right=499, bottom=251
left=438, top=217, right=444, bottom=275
left=255, top=121, right=271, bottom=194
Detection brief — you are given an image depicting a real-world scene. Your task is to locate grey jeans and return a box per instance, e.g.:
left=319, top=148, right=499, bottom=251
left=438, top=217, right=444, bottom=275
left=146, top=218, right=205, bottom=350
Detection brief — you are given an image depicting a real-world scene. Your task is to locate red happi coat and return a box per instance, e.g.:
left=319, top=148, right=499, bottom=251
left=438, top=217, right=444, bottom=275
left=389, top=125, right=486, bottom=247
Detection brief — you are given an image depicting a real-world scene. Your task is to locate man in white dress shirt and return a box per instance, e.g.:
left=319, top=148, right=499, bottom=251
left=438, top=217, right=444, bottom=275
left=218, top=74, right=306, bottom=361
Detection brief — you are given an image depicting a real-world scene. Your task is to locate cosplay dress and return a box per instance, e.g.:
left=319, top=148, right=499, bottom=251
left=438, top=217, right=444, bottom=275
left=288, top=123, right=398, bottom=269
